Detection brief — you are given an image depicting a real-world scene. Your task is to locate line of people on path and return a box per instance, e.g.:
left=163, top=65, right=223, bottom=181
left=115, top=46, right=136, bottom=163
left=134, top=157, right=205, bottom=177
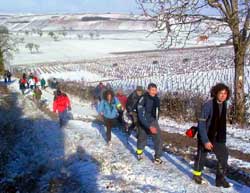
left=94, top=81, right=231, bottom=188
left=19, top=73, right=46, bottom=94
left=18, top=76, right=232, bottom=188
left=18, top=73, right=47, bottom=107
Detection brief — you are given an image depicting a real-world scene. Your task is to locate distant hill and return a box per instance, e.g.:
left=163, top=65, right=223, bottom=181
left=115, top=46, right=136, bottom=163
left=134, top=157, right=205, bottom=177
left=0, top=13, right=155, bottom=32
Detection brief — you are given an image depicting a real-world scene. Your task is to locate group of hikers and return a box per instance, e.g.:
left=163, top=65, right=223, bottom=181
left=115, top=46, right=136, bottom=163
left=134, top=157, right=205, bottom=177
left=16, top=74, right=231, bottom=188
left=92, top=81, right=231, bottom=188
left=18, top=73, right=46, bottom=105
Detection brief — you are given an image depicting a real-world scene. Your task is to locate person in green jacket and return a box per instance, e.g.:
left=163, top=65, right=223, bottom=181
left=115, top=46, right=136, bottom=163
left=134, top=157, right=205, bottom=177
left=40, top=78, right=46, bottom=89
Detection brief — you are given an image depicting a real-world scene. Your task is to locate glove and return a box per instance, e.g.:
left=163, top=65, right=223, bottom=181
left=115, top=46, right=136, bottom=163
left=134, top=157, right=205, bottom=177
left=149, top=127, right=158, bottom=135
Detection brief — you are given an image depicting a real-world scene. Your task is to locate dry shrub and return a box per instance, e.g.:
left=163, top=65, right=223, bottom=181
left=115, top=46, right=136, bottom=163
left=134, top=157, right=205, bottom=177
left=160, top=91, right=205, bottom=122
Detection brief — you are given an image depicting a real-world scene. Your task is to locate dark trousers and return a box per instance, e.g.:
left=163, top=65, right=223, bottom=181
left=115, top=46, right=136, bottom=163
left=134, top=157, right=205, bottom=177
left=104, top=118, right=117, bottom=142
left=137, top=121, right=162, bottom=158
left=194, top=141, right=228, bottom=176
left=59, top=110, right=68, bottom=127
left=118, top=110, right=126, bottom=129
left=128, top=112, right=138, bottom=130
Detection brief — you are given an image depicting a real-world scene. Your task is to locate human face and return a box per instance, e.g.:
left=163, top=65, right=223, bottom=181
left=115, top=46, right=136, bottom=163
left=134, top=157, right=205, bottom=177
left=136, top=90, right=143, bottom=96
left=107, top=94, right=112, bottom=102
left=217, top=89, right=228, bottom=103
left=148, top=87, right=157, bottom=97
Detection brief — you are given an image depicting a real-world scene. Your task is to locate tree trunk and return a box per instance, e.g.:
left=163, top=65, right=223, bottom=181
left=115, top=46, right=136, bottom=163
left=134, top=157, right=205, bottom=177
left=0, top=50, right=4, bottom=75
left=233, top=44, right=246, bottom=125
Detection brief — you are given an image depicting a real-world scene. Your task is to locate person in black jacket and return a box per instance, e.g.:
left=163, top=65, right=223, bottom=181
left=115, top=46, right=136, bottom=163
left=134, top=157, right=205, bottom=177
left=193, top=83, right=231, bottom=188
left=7, top=70, right=12, bottom=82
left=126, top=86, right=144, bottom=135
left=136, top=83, right=162, bottom=164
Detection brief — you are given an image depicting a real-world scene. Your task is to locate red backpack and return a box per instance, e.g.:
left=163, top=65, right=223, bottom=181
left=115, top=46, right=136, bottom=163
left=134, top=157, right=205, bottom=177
left=186, top=126, right=198, bottom=138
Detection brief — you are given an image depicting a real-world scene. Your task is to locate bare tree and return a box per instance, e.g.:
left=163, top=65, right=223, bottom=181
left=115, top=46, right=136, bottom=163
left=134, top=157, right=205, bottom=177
left=89, top=32, right=94, bottom=40
left=34, top=44, right=40, bottom=53
left=0, top=26, right=18, bottom=74
left=77, top=33, right=83, bottom=40
left=95, top=31, right=100, bottom=39
left=137, top=0, right=250, bottom=125
left=25, top=43, right=40, bottom=53
left=48, top=31, right=55, bottom=38
left=37, top=30, right=43, bottom=37
left=25, top=43, right=34, bottom=53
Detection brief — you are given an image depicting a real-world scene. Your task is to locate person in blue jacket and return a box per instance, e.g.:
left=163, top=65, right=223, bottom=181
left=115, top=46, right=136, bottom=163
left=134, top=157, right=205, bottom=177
left=98, top=89, right=122, bottom=145
left=193, top=83, right=231, bottom=188
left=136, top=83, right=163, bottom=164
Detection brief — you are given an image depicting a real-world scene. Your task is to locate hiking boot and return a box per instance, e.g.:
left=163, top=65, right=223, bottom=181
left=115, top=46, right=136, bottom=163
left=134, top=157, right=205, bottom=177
left=193, top=175, right=203, bottom=185
left=154, top=157, right=163, bottom=164
left=107, top=141, right=112, bottom=147
left=216, top=176, right=230, bottom=188
left=137, top=153, right=143, bottom=161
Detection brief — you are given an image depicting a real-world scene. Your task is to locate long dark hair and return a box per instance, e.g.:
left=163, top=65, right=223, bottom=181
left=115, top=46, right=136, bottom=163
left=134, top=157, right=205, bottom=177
left=210, top=83, right=231, bottom=101
left=103, top=89, right=115, bottom=102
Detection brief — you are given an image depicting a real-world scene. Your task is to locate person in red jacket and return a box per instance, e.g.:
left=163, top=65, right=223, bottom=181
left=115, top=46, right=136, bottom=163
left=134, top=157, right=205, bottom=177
left=116, top=89, right=128, bottom=129
left=53, top=89, right=71, bottom=127
left=33, top=76, right=39, bottom=87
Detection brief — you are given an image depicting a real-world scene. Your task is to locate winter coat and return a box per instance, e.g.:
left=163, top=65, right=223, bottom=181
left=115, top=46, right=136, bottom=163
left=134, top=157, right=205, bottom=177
left=3, top=72, right=8, bottom=78
left=137, top=93, right=160, bottom=130
left=98, top=97, right=121, bottom=119
left=126, top=91, right=142, bottom=113
left=7, top=71, right=11, bottom=78
left=28, top=78, right=35, bottom=86
left=197, top=99, right=227, bottom=144
left=53, top=94, right=71, bottom=113
left=116, top=94, right=127, bottom=110
left=40, top=79, right=46, bottom=87
left=34, top=76, right=39, bottom=84
left=19, top=78, right=27, bottom=90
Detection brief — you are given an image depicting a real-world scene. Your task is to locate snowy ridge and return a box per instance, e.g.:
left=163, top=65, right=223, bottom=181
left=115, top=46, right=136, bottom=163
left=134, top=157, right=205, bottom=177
left=1, top=13, right=154, bottom=32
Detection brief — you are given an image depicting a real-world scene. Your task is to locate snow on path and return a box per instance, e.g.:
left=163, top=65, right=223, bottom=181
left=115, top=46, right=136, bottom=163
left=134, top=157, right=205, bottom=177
left=8, top=78, right=250, bottom=167
left=62, top=120, right=250, bottom=193
left=6, top=79, right=250, bottom=192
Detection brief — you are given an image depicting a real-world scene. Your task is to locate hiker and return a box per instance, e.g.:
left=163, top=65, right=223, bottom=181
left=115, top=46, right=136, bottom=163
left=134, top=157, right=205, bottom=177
left=126, top=86, right=144, bottom=135
left=51, top=78, right=58, bottom=89
left=193, top=83, right=231, bottom=188
left=7, top=70, right=12, bottom=82
left=33, top=87, right=42, bottom=106
left=33, top=76, right=39, bottom=87
left=3, top=71, right=8, bottom=83
left=28, top=77, right=35, bottom=90
left=116, top=89, right=128, bottom=129
left=98, top=89, right=122, bottom=146
left=53, top=89, right=71, bottom=127
left=94, top=82, right=106, bottom=101
left=40, top=78, right=46, bottom=89
left=136, top=83, right=163, bottom=164
left=19, top=77, right=27, bottom=95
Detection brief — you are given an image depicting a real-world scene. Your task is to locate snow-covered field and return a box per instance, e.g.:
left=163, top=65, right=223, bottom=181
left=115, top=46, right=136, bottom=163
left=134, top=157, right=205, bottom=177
left=1, top=13, right=231, bottom=65
left=13, top=45, right=250, bottom=97
left=4, top=79, right=250, bottom=193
